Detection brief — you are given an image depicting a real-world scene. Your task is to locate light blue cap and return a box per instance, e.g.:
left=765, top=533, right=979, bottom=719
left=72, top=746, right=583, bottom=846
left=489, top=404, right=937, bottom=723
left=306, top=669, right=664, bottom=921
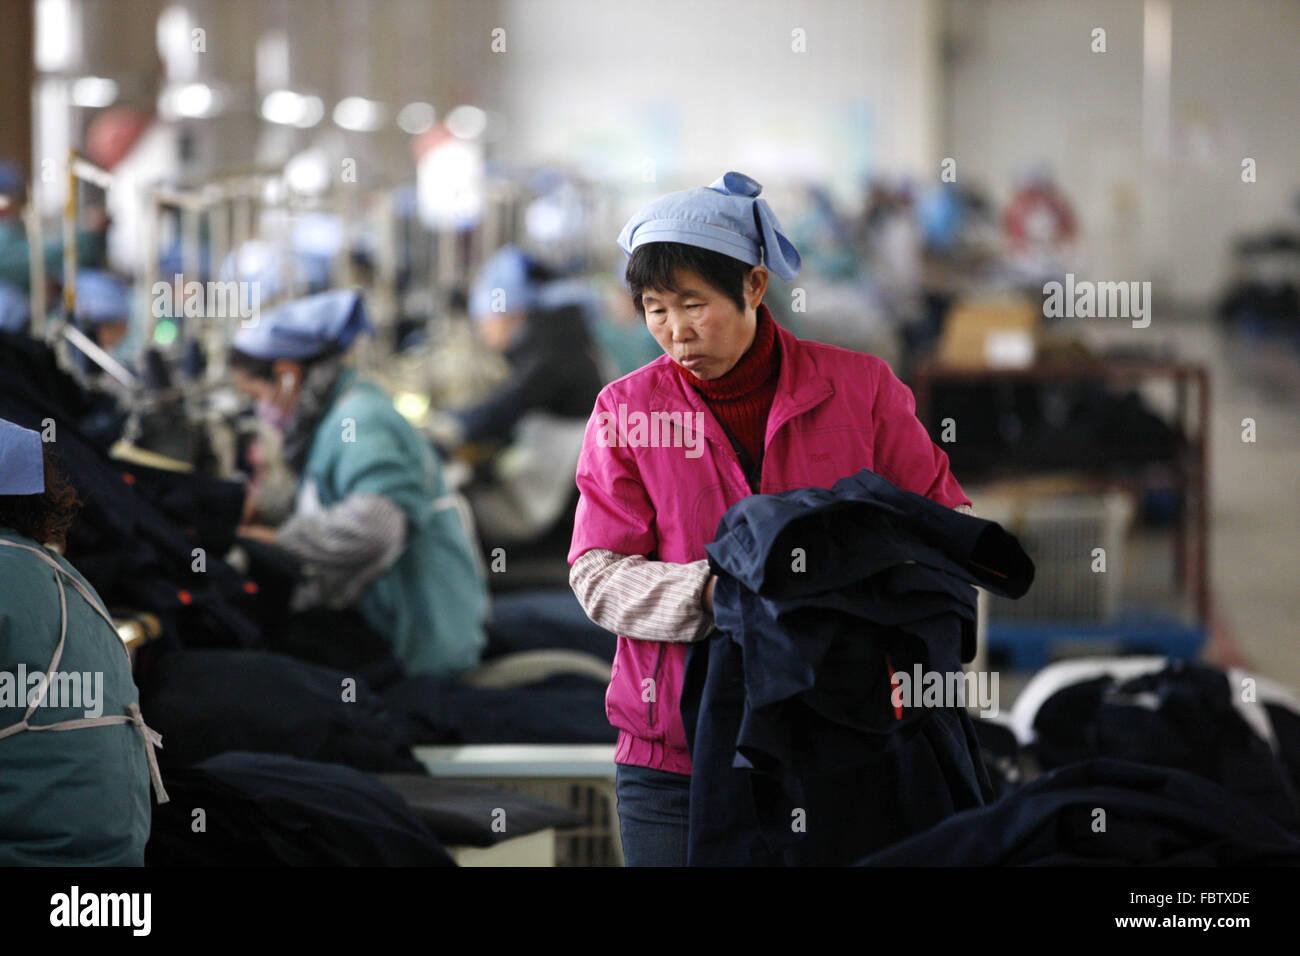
left=616, top=171, right=801, bottom=281
left=0, top=282, right=30, bottom=332
left=76, top=270, right=130, bottom=324
left=470, top=245, right=536, bottom=321
left=533, top=277, right=600, bottom=319
left=231, top=288, right=373, bottom=361
left=0, top=418, right=44, bottom=495
left=0, top=160, right=24, bottom=198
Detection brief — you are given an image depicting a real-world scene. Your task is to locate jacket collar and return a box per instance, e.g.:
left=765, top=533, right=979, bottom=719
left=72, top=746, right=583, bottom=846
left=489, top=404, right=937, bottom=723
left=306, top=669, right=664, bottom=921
left=646, top=305, right=834, bottom=453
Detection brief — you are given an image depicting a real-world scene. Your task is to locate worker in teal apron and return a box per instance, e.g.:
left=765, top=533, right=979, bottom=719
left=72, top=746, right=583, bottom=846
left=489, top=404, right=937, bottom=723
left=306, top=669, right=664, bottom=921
left=0, top=417, right=166, bottom=866
left=230, top=288, right=488, bottom=678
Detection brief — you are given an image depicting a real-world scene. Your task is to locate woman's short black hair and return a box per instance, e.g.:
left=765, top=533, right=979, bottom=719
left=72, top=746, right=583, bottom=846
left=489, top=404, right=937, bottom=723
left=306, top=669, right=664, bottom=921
left=227, top=348, right=277, bottom=382
left=227, top=347, right=340, bottom=382
left=0, top=447, right=80, bottom=548
left=624, top=242, right=753, bottom=316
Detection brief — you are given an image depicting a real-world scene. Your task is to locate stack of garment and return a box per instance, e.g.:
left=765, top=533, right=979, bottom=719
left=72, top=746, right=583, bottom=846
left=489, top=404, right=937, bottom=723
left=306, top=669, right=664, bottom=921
left=1011, top=657, right=1300, bottom=835
left=137, top=650, right=426, bottom=774
left=147, top=753, right=454, bottom=866
left=682, top=467, right=1034, bottom=865
left=859, top=658, right=1300, bottom=865
left=0, top=331, right=261, bottom=651
left=858, top=758, right=1300, bottom=866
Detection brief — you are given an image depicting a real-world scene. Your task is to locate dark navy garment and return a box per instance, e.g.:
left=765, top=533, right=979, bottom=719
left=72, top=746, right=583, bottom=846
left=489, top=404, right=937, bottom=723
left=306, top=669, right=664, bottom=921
left=856, top=758, right=1300, bottom=866
left=682, top=467, right=1033, bottom=866
left=1028, top=661, right=1300, bottom=833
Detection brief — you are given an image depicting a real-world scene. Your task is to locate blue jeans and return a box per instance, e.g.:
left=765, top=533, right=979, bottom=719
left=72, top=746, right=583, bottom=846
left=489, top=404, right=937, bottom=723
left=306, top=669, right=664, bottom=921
left=614, top=763, right=692, bottom=866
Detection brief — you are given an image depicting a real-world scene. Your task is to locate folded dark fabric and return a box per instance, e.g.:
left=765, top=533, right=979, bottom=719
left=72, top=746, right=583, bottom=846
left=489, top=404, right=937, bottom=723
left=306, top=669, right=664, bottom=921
left=138, top=649, right=424, bottom=773
left=383, top=673, right=616, bottom=746
left=485, top=588, right=616, bottom=663
left=374, top=774, right=584, bottom=847
left=147, top=752, right=453, bottom=866
left=704, top=467, right=1033, bottom=604
left=857, top=758, right=1300, bottom=866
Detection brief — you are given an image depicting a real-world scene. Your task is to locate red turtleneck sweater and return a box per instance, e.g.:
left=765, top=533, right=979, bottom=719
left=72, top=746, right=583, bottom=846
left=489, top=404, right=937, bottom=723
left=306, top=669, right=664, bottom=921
left=675, top=304, right=780, bottom=472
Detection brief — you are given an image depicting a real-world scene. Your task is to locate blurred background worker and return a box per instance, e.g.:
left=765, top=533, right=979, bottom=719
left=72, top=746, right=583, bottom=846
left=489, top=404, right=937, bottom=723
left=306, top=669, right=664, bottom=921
left=433, top=244, right=605, bottom=553
left=73, top=268, right=132, bottom=351
left=229, top=288, right=488, bottom=678
left=0, top=159, right=106, bottom=294
left=445, top=244, right=604, bottom=447
left=0, top=418, right=163, bottom=866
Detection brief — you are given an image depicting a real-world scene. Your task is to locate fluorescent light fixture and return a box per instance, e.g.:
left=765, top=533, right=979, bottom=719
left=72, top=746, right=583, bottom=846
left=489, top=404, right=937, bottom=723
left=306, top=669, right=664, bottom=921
left=333, top=96, right=386, bottom=132
left=36, top=0, right=80, bottom=72
left=71, top=76, right=119, bottom=109
left=445, top=105, right=487, bottom=140
left=397, top=101, right=436, bottom=135
left=261, top=90, right=325, bottom=128
left=159, top=82, right=221, bottom=119
left=157, top=5, right=200, bottom=81
left=284, top=148, right=330, bottom=195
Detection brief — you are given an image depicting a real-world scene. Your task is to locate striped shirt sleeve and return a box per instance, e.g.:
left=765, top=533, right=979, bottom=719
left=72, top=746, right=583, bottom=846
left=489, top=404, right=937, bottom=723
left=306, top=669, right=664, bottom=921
left=569, top=548, right=715, bottom=643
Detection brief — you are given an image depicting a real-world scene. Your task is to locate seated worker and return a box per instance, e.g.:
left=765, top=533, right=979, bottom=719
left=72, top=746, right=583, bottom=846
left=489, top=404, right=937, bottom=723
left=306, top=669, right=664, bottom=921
left=0, top=159, right=107, bottom=294
left=74, top=269, right=133, bottom=351
left=444, top=244, right=605, bottom=447
left=230, top=288, right=488, bottom=678
left=0, top=418, right=166, bottom=865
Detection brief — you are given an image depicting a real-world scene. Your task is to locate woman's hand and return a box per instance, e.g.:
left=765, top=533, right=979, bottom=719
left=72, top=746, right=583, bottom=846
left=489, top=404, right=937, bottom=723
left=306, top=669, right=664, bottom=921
left=236, top=524, right=279, bottom=545
left=703, top=575, right=717, bottom=615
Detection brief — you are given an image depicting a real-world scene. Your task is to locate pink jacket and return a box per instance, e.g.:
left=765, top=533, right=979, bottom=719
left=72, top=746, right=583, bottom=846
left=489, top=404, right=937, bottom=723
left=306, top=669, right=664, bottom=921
left=568, top=308, right=970, bottom=774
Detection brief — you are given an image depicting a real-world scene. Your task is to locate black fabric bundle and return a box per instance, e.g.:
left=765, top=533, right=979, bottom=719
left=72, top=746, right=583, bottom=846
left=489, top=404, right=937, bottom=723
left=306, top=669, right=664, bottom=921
left=147, top=752, right=454, bottom=866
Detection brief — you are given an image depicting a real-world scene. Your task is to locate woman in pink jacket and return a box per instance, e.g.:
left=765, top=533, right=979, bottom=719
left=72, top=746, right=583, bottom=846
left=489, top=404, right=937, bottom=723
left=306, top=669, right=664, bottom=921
left=569, top=172, right=972, bottom=866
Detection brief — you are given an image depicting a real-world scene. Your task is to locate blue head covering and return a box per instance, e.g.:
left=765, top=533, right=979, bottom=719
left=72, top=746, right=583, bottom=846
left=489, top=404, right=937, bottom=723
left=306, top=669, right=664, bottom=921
left=76, top=270, right=130, bottom=324
left=470, top=245, right=537, bottom=321
left=231, top=288, right=373, bottom=361
left=0, top=418, right=44, bottom=495
left=616, top=171, right=801, bottom=281
left=0, top=161, right=24, bottom=199
left=0, top=283, right=30, bottom=332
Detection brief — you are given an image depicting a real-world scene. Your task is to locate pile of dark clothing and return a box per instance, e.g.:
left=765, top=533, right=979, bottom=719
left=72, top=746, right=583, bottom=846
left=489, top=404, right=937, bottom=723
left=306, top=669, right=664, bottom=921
left=860, top=658, right=1300, bottom=865
left=927, top=381, right=1184, bottom=482
left=682, top=468, right=1035, bottom=865
left=1215, top=230, right=1300, bottom=338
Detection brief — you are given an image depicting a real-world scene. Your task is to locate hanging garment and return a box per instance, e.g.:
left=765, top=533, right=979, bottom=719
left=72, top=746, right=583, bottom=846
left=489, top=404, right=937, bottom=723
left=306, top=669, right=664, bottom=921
left=0, top=531, right=167, bottom=866
left=681, top=467, right=1033, bottom=865
left=857, top=758, right=1300, bottom=866
left=146, top=752, right=453, bottom=866
left=137, top=649, right=424, bottom=774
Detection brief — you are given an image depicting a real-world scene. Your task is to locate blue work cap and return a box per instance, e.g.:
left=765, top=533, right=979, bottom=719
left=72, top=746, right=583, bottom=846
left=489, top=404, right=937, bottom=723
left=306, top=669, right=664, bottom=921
left=231, top=288, right=373, bottom=361
left=76, top=270, right=130, bottom=324
left=533, top=277, right=600, bottom=320
left=616, top=171, right=801, bottom=282
left=0, top=282, right=30, bottom=332
left=0, top=418, right=44, bottom=495
left=470, top=245, right=536, bottom=321
left=0, top=160, right=24, bottom=199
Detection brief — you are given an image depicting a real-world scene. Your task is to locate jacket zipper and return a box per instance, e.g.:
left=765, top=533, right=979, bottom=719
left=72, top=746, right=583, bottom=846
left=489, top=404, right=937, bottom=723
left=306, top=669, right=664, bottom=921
left=648, top=643, right=665, bottom=727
